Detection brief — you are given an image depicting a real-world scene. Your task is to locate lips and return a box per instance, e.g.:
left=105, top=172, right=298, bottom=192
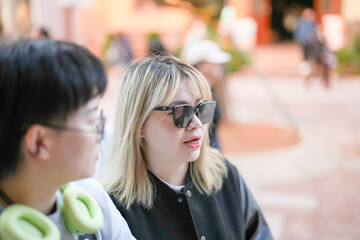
left=184, top=136, right=201, bottom=144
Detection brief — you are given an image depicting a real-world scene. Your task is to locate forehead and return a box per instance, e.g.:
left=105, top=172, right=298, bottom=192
left=66, top=97, right=100, bottom=120
left=162, top=78, right=201, bottom=105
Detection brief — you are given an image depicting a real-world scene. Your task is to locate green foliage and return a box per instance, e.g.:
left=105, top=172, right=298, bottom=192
left=150, top=0, right=251, bottom=74
left=335, top=33, right=360, bottom=75
left=354, top=33, right=360, bottom=53
left=148, top=33, right=160, bottom=42
left=224, top=47, right=251, bottom=73
left=102, top=33, right=115, bottom=67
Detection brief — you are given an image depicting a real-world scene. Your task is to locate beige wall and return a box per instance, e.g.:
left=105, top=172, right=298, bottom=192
left=101, top=0, right=191, bottom=32
left=23, top=0, right=250, bottom=57
left=95, top=0, right=192, bottom=55
left=341, top=0, right=360, bottom=22
left=1, top=0, right=31, bottom=37
left=1, top=0, right=16, bottom=36
left=341, top=0, right=360, bottom=45
left=230, top=0, right=252, bottom=17
left=30, top=0, right=66, bottom=40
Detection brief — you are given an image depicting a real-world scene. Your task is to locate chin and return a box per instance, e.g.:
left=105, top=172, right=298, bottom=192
left=186, top=151, right=201, bottom=163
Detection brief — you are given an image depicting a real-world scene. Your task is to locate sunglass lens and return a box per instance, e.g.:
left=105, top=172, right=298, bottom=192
left=173, top=105, right=194, bottom=128
left=198, top=102, right=216, bottom=124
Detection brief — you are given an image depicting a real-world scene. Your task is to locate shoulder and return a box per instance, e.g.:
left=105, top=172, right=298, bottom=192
left=224, top=159, right=237, bottom=172
left=70, top=178, right=113, bottom=213
left=224, top=160, right=249, bottom=188
left=72, top=177, right=102, bottom=186
left=71, top=178, right=106, bottom=197
left=108, top=192, right=123, bottom=210
left=220, top=159, right=242, bottom=191
left=224, top=159, right=240, bottom=180
left=71, top=178, right=136, bottom=239
left=222, top=159, right=254, bottom=199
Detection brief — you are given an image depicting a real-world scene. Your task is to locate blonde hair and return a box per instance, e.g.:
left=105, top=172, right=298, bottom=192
left=100, top=55, right=227, bottom=209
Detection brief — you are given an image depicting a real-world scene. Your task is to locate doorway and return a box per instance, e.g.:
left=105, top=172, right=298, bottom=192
left=271, top=0, right=313, bottom=41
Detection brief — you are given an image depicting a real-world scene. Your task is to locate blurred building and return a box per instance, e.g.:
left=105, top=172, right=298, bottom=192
left=0, top=0, right=358, bottom=55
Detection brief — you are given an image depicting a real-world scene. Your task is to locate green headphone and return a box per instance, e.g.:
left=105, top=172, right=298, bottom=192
left=0, top=184, right=104, bottom=240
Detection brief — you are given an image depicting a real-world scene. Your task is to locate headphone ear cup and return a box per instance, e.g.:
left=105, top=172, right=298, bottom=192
left=61, top=185, right=104, bottom=234
left=0, top=204, right=60, bottom=240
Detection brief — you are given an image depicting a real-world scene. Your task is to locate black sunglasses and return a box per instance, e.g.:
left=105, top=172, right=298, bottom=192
left=153, top=101, right=216, bottom=128
left=41, top=110, right=106, bottom=141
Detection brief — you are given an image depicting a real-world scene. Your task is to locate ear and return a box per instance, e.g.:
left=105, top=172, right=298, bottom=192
left=140, top=129, right=145, bottom=138
left=24, top=125, right=51, bottom=161
left=140, top=123, right=145, bottom=138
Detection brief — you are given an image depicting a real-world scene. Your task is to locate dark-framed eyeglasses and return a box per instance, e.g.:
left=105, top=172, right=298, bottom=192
left=41, top=110, right=106, bottom=141
left=153, top=101, right=216, bottom=128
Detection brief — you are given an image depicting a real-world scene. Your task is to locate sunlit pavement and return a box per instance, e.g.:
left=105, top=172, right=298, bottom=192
left=99, top=43, right=360, bottom=240
left=222, top=69, right=360, bottom=239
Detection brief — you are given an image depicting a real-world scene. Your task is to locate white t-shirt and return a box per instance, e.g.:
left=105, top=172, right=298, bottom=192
left=0, top=178, right=136, bottom=240
left=149, top=170, right=185, bottom=193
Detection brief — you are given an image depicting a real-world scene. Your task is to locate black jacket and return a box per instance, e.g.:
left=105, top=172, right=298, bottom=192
left=111, top=161, right=273, bottom=240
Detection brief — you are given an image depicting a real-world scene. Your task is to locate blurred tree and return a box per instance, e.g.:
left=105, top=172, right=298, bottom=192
left=152, top=0, right=251, bottom=73
left=153, top=0, right=226, bottom=40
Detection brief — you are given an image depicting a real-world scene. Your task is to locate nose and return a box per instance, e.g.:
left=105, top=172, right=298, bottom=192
left=186, top=114, right=202, bottom=131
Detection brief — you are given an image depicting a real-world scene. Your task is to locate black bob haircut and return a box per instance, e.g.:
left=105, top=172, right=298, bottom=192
left=0, top=39, right=107, bottom=181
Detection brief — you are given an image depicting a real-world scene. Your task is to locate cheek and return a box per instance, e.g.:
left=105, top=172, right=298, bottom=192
left=146, top=127, right=172, bottom=147
left=144, top=123, right=181, bottom=150
left=63, top=134, right=98, bottom=157
left=201, top=124, right=209, bottom=141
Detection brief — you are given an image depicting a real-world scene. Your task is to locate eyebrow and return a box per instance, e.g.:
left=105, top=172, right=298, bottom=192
left=170, top=97, right=203, bottom=106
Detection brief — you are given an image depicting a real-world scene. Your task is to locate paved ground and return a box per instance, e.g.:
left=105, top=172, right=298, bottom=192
left=219, top=43, right=360, bottom=240
left=221, top=73, right=360, bottom=240
left=99, top=42, right=360, bottom=240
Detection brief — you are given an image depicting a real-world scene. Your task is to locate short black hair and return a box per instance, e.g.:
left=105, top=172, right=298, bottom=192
left=0, top=39, right=107, bottom=181
left=39, top=27, right=50, bottom=38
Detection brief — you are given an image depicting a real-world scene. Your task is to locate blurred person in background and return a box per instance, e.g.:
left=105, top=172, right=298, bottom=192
left=106, top=32, right=133, bottom=69
left=29, top=26, right=51, bottom=39
left=294, top=8, right=333, bottom=88
left=182, top=40, right=231, bottom=150
left=0, top=39, right=135, bottom=240
left=100, top=32, right=134, bottom=173
left=0, top=22, right=11, bottom=44
left=0, top=23, right=3, bottom=39
left=100, top=54, right=272, bottom=240
left=148, top=33, right=167, bottom=56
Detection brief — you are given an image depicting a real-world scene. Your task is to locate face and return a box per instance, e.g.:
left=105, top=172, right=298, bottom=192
left=142, top=79, right=208, bottom=171
left=47, top=97, right=101, bottom=182
left=303, top=9, right=315, bottom=21
left=198, top=62, right=224, bottom=87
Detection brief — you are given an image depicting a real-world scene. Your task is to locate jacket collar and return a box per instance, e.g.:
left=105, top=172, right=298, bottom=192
left=147, top=169, right=194, bottom=196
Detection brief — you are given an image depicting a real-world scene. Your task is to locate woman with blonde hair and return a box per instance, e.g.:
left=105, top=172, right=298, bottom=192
left=100, top=54, right=272, bottom=240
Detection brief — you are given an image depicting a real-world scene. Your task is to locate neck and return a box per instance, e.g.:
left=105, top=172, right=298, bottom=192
left=0, top=174, right=58, bottom=215
left=148, top=162, right=189, bottom=186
